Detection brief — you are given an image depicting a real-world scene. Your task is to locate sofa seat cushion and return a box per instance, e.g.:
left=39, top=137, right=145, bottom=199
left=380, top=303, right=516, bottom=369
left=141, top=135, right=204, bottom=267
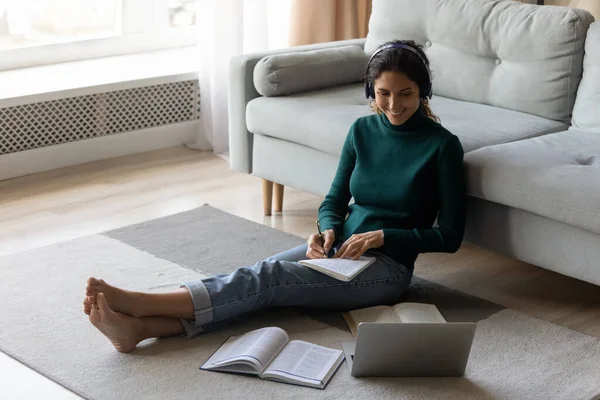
left=247, top=85, right=567, bottom=156
left=465, top=128, right=600, bottom=235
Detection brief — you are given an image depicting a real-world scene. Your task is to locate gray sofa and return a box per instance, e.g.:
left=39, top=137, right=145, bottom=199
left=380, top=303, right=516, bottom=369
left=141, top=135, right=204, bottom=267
left=229, top=0, right=599, bottom=286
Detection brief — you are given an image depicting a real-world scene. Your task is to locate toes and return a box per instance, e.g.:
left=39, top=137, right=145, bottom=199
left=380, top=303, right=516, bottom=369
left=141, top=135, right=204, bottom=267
left=86, top=278, right=100, bottom=296
left=83, top=299, right=91, bottom=315
left=96, top=293, right=109, bottom=312
left=86, top=290, right=99, bottom=310
left=89, top=277, right=106, bottom=286
left=86, top=278, right=109, bottom=298
left=87, top=277, right=101, bottom=291
left=87, top=295, right=100, bottom=312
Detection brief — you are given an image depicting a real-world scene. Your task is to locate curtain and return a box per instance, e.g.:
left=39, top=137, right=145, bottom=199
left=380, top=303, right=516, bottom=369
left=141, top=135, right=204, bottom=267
left=289, top=0, right=371, bottom=46
left=188, top=0, right=291, bottom=156
left=516, top=0, right=599, bottom=18
left=569, top=0, right=600, bottom=19
left=518, top=1, right=600, bottom=20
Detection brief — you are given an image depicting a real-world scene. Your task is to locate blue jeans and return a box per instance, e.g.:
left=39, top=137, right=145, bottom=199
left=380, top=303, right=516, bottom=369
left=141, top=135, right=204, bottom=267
left=180, top=244, right=413, bottom=337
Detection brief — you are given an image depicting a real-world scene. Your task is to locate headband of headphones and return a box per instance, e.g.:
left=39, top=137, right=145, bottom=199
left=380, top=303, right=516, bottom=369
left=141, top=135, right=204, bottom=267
left=364, top=43, right=433, bottom=100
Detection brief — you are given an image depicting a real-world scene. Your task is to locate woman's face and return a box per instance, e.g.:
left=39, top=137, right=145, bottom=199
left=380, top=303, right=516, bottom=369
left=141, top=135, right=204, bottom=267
left=374, top=70, right=420, bottom=126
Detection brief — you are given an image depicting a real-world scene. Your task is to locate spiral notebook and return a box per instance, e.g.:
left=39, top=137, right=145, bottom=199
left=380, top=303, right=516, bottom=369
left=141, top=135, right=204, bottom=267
left=298, top=256, right=377, bottom=282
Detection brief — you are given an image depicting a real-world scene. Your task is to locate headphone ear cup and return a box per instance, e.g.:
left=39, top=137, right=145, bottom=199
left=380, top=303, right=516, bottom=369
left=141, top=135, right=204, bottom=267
left=365, top=82, right=375, bottom=99
left=420, top=83, right=432, bottom=99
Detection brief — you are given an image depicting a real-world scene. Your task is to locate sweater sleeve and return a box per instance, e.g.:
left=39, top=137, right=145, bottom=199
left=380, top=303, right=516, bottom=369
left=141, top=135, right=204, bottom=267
left=317, top=125, right=356, bottom=239
left=381, top=135, right=466, bottom=256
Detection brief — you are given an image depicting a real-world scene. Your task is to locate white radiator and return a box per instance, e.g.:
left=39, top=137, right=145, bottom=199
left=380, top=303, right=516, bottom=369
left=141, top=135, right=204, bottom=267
left=0, top=80, right=200, bottom=155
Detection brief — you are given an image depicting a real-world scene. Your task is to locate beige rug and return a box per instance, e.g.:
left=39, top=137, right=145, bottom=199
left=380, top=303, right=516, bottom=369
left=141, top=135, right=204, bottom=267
left=0, top=205, right=599, bottom=400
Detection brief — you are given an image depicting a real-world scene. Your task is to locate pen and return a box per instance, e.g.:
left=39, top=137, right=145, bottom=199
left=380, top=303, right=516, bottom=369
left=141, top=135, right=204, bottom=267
left=316, top=220, right=327, bottom=258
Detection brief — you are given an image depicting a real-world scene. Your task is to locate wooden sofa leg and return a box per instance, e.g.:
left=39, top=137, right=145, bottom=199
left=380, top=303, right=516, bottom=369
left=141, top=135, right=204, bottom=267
left=274, top=183, right=284, bottom=213
left=262, top=179, right=274, bottom=216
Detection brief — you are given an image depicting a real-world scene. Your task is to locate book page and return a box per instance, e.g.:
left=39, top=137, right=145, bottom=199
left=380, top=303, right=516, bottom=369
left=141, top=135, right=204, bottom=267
left=392, top=302, right=446, bottom=323
left=348, top=305, right=401, bottom=326
left=299, top=256, right=376, bottom=281
left=342, top=313, right=359, bottom=338
left=202, top=327, right=289, bottom=373
left=262, top=340, right=343, bottom=384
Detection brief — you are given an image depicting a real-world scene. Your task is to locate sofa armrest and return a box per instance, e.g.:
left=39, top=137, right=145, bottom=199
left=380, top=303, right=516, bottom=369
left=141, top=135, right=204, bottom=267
left=253, top=45, right=368, bottom=97
left=228, top=38, right=366, bottom=173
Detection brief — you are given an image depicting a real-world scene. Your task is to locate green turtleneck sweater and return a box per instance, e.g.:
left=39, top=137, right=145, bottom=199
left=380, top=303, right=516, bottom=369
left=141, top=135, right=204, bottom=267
left=318, top=107, right=466, bottom=268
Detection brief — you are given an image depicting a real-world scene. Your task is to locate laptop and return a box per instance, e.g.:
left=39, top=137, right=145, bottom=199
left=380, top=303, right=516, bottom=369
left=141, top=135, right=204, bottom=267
left=341, top=322, right=477, bottom=377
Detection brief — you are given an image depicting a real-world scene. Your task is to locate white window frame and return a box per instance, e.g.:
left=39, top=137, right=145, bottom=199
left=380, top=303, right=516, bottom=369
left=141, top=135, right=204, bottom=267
left=0, top=0, right=196, bottom=71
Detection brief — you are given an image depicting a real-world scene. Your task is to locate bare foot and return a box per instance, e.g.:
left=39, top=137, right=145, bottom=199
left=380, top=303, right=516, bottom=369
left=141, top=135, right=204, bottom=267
left=86, top=277, right=146, bottom=317
left=88, top=293, right=142, bottom=353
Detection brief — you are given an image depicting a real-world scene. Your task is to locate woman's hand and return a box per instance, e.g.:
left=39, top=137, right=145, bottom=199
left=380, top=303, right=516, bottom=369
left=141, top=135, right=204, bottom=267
left=334, top=230, right=384, bottom=260
left=306, top=229, right=336, bottom=259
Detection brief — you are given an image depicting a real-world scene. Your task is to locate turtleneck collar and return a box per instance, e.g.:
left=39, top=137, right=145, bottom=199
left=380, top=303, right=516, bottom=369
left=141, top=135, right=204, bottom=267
left=379, top=104, right=428, bottom=132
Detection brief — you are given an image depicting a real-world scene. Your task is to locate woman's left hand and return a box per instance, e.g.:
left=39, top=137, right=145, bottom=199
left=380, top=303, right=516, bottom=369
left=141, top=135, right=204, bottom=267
left=334, top=230, right=384, bottom=260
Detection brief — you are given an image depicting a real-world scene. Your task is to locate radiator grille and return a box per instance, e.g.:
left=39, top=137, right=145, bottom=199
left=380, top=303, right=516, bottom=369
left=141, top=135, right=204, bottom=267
left=0, top=80, right=200, bottom=155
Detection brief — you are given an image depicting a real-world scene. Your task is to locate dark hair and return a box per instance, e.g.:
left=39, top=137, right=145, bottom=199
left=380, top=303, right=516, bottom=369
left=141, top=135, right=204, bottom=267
left=365, top=39, right=439, bottom=122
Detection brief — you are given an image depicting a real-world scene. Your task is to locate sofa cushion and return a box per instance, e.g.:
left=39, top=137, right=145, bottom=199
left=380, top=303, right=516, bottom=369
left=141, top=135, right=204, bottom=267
left=246, top=84, right=567, bottom=157
left=430, top=96, right=566, bottom=153
left=572, top=22, right=600, bottom=134
left=253, top=45, right=368, bottom=97
left=465, top=128, right=600, bottom=235
left=247, top=84, right=371, bottom=158
left=365, top=0, right=594, bottom=122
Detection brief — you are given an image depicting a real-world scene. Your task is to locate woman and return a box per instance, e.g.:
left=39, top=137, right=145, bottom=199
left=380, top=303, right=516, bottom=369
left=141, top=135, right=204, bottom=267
left=83, top=40, right=466, bottom=353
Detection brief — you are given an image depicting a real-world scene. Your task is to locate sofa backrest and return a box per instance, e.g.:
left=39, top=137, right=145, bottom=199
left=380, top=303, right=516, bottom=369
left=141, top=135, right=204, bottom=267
left=572, top=22, right=600, bottom=133
left=365, top=0, right=594, bottom=122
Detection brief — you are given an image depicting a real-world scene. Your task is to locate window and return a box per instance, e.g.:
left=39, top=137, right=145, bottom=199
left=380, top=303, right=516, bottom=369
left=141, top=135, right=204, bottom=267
left=0, top=0, right=197, bottom=71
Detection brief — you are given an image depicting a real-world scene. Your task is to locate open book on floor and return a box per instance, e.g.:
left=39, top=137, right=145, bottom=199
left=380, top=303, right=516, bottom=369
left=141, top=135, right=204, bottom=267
left=343, top=302, right=446, bottom=338
left=200, top=327, right=344, bottom=389
left=298, top=256, right=377, bottom=282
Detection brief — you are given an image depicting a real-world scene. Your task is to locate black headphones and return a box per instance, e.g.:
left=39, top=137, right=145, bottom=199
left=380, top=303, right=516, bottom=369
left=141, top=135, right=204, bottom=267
left=364, top=43, right=433, bottom=100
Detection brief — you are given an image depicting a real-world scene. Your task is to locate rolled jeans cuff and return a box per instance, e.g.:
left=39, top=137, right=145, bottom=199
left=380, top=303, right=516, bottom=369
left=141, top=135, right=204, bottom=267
left=179, top=280, right=213, bottom=338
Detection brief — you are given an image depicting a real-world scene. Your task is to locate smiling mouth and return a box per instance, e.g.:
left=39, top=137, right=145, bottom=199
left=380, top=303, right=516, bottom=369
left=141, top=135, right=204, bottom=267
left=388, top=109, right=405, bottom=116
